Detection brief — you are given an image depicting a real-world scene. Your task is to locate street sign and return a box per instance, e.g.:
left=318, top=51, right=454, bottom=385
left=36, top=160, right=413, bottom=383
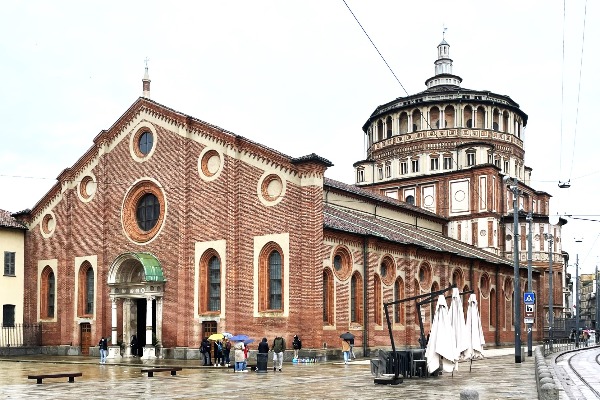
left=524, top=318, right=534, bottom=324
left=523, top=292, right=535, bottom=305
left=525, top=304, right=534, bottom=314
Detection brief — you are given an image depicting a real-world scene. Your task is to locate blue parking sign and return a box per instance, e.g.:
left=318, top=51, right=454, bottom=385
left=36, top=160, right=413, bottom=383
left=523, top=292, right=535, bottom=305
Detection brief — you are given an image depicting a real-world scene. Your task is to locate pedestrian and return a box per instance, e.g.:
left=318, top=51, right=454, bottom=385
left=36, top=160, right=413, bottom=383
left=349, top=336, right=355, bottom=359
left=234, top=341, right=246, bottom=372
left=292, top=335, right=302, bottom=359
left=214, top=340, right=223, bottom=366
left=223, top=339, right=231, bottom=367
left=200, top=337, right=211, bottom=366
left=130, top=334, right=138, bottom=357
left=98, top=336, right=108, bottom=364
left=272, top=335, right=286, bottom=372
left=342, top=338, right=351, bottom=364
left=258, top=337, right=269, bottom=354
left=243, top=342, right=250, bottom=371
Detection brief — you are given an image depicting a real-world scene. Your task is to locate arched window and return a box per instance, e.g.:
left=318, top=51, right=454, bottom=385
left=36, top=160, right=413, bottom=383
left=463, top=106, right=473, bottom=128
left=208, top=256, right=221, bottom=312
left=412, top=110, right=422, bottom=131
left=374, top=275, right=382, bottom=325
left=386, top=116, right=392, bottom=138
left=399, top=113, right=408, bottom=134
left=40, top=266, right=55, bottom=319
left=444, top=105, right=455, bottom=128
left=377, top=120, right=383, bottom=141
left=78, top=261, right=94, bottom=317
left=394, top=277, right=405, bottom=324
left=199, top=250, right=221, bottom=314
left=476, top=106, right=486, bottom=129
left=258, top=243, right=285, bottom=312
left=323, top=269, right=334, bottom=325
left=490, top=288, right=497, bottom=328
left=350, top=272, right=363, bottom=325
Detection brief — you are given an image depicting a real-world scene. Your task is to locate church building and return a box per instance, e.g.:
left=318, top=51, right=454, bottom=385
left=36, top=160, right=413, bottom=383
left=13, top=38, right=557, bottom=359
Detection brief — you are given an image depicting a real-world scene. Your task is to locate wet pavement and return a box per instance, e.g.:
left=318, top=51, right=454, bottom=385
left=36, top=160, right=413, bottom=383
left=0, top=348, right=538, bottom=399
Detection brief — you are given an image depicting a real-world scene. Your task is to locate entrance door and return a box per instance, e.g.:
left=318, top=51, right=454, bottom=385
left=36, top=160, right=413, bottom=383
left=80, top=323, right=91, bottom=356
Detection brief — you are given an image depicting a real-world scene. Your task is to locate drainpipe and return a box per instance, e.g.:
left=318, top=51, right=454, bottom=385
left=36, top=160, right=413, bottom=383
left=495, top=264, right=500, bottom=346
left=363, top=236, right=369, bottom=357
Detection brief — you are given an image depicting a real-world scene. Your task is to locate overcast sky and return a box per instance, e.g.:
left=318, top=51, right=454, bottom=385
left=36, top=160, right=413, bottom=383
left=1, top=1, right=598, bottom=275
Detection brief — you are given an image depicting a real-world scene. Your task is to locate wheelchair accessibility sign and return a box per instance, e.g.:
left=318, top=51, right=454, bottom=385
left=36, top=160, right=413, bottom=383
left=523, top=292, right=535, bottom=305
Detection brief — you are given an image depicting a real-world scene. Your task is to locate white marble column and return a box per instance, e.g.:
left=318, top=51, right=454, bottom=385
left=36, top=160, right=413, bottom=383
left=123, top=298, right=132, bottom=357
left=108, top=297, right=122, bottom=360
left=142, top=296, right=156, bottom=359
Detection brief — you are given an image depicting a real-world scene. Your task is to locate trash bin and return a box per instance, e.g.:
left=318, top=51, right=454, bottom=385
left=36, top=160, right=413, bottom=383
left=256, top=352, right=268, bottom=373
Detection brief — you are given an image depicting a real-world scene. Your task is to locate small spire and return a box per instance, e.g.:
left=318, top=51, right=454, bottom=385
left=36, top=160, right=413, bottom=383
left=142, top=58, right=151, bottom=99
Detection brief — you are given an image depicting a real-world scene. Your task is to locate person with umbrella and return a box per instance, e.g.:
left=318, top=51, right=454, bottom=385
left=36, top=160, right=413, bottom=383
left=340, top=332, right=354, bottom=364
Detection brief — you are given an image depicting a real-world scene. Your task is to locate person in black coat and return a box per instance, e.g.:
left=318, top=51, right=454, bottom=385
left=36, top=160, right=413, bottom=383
left=200, top=337, right=211, bottom=366
left=130, top=334, right=138, bottom=357
left=292, top=335, right=302, bottom=359
left=258, top=337, right=269, bottom=353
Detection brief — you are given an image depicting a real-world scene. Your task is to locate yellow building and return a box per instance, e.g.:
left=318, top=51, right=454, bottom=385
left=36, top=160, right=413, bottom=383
left=0, top=209, right=26, bottom=344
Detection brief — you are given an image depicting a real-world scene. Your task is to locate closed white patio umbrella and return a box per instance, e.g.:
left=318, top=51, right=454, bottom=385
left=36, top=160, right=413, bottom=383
left=448, top=287, right=469, bottom=371
left=461, top=293, right=485, bottom=362
left=425, top=294, right=457, bottom=374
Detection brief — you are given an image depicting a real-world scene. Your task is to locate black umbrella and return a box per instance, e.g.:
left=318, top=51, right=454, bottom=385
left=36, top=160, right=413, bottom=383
left=340, top=332, right=354, bottom=340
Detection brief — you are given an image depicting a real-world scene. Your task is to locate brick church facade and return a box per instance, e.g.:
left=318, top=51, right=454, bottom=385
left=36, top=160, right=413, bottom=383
left=14, top=43, right=552, bottom=358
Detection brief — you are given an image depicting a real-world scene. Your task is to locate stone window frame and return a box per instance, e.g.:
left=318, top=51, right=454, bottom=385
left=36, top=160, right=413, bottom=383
left=418, top=262, right=432, bottom=290
left=129, top=123, right=158, bottom=163
left=4, top=251, right=15, bottom=276
left=480, top=273, right=491, bottom=298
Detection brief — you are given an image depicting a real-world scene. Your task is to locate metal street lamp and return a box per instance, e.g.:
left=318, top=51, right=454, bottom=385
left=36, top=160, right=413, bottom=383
left=526, top=213, right=533, bottom=357
left=544, top=233, right=554, bottom=348
left=575, top=238, right=582, bottom=348
left=505, top=176, right=522, bottom=363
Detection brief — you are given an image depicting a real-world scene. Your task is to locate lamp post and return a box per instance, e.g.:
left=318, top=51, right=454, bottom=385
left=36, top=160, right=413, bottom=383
left=544, top=233, right=554, bottom=348
left=526, top=213, right=533, bottom=356
left=507, top=176, right=522, bottom=363
left=575, top=253, right=580, bottom=347
left=595, top=265, right=599, bottom=342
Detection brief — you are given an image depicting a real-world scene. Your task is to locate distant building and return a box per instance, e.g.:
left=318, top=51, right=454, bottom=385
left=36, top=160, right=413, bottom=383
left=354, top=36, right=566, bottom=334
left=0, top=209, right=26, bottom=343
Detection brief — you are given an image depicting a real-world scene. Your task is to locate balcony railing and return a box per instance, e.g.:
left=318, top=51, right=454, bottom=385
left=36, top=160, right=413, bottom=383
left=0, top=324, right=42, bottom=347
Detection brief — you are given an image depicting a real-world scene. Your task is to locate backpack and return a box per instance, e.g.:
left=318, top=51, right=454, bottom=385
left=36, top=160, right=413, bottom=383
left=217, top=342, right=223, bottom=352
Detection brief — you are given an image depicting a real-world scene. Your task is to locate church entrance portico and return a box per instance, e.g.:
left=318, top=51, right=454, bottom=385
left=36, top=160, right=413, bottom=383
left=107, top=252, right=166, bottom=360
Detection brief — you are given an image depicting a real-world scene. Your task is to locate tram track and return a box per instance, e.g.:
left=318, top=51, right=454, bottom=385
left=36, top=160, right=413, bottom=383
left=556, top=346, right=600, bottom=399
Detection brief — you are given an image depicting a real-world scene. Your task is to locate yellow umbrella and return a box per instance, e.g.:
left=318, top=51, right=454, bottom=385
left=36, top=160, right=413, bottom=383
left=208, top=333, right=224, bottom=341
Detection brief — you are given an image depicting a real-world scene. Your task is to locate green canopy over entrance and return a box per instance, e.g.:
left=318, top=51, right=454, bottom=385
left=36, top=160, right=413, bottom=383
left=134, top=252, right=166, bottom=282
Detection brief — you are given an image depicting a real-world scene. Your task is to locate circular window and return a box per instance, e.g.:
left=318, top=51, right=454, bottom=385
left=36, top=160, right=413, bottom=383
left=130, top=125, right=157, bottom=161
left=405, top=195, right=415, bottom=205
left=122, top=180, right=166, bottom=244
left=41, top=212, right=56, bottom=237
left=136, top=193, right=160, bottom=231
left=333, top=255, right=343, bottom=271
left=257, top=172, right=286, bottom=206
left=138, top=131, right=153, bottom=155
left=78, top=175, right=97, bottom=202
left=380, top=256, right=395, bottom=286
left=332, top=247, right=352, bottom=280
left=506, top=234, right=513, bottom=241
left=418, top=263, right=432, bottom=290
left=454, top=190, right=465, bottom=202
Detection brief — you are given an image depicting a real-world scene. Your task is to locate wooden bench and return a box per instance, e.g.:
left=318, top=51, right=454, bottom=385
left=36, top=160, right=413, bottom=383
left=28, top=372, right=82, bottom=384
left=140, top=367, right=182, bottom=377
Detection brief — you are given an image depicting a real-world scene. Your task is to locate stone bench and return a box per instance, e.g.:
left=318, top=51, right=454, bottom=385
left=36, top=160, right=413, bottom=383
left=28, top=372, right=83, bottom=384
left=140, top=367, right=183, bottom=377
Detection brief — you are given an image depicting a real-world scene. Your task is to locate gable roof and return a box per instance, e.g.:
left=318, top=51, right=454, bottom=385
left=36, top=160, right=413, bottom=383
left=0, top=209, right=27, bottom=230
left=324, top=203, right=510, bottom=266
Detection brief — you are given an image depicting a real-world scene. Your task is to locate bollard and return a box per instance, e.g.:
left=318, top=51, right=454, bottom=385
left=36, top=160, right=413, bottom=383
left=460, top=388, right=479, bottom=400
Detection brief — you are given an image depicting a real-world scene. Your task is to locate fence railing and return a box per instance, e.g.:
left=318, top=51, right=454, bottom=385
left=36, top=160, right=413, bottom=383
left=542, top=337, right=599, bottom=357
left=0, top=324, right=42, bottom=347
